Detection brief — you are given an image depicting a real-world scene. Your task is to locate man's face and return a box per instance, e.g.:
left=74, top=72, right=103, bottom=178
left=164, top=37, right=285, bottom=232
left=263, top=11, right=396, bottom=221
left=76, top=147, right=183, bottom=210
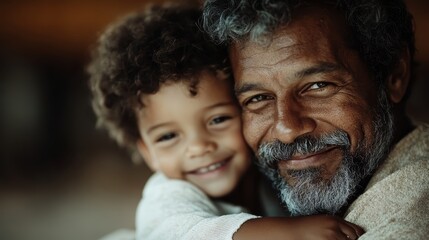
left=230, top=7, right=393, bottom=215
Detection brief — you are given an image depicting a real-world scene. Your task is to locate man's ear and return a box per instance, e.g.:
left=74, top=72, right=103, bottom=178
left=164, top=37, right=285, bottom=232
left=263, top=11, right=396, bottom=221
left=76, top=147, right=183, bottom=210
left=136, top=139, right=159, bottom=171
left=386, top=47, right=411, bottom=103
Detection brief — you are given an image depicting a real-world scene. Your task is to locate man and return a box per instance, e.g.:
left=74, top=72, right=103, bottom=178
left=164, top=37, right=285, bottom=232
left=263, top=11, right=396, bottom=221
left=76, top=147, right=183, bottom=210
left=203, top=0, right=428, bottom=239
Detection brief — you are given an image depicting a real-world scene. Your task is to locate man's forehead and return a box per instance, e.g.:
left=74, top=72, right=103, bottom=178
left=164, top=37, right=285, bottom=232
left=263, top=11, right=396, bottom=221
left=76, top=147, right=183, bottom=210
left=232, top=35, right=296, bottom=60
left=230, top=33, right=333, bottom=73
left=230, top=9, right=350, bottom=68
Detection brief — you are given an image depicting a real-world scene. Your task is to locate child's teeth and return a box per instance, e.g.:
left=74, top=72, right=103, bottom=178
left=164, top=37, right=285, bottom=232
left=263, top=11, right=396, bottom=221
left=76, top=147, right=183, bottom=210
left=195, top=162, right=223, bottom=174
left=208, top=162, right=220, bottom=171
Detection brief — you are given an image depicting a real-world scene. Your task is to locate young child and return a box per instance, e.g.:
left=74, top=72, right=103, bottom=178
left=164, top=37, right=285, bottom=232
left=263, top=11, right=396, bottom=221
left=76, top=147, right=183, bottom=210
left=88, top=4, right=363, bottom=240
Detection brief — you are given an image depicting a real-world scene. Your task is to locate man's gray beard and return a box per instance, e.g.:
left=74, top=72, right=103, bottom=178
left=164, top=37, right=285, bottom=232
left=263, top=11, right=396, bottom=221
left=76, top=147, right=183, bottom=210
left=257, top=90, right=394, bottom=216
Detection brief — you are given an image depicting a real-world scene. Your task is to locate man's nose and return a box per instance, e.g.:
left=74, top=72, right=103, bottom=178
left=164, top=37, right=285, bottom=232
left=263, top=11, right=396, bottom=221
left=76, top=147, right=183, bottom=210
left=186, top=134, right=216, bottom=159
left=271, top=99, right=316, bottom=144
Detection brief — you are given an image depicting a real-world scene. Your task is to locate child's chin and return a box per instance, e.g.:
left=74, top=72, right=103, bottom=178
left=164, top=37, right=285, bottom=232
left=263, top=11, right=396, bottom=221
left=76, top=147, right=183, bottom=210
left=203, top=181, right=236, bottom=198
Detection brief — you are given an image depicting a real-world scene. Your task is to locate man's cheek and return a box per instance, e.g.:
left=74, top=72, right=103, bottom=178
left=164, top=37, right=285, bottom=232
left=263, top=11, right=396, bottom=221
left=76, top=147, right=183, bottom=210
left=243, top=125, right=259, bottom=153
left=242, top=115, right=267, bottom=152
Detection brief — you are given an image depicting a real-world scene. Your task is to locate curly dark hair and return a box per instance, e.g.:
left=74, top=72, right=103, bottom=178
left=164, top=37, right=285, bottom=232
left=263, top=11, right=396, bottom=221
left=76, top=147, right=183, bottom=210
left=202, top=0, right=416, bottom=99
left=88, top=4, right=230, bottom=154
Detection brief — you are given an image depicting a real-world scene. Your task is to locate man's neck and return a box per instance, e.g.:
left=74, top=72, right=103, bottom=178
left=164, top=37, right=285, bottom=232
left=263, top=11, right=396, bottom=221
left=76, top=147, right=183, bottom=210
left=392, top=114, right=415, bottom=146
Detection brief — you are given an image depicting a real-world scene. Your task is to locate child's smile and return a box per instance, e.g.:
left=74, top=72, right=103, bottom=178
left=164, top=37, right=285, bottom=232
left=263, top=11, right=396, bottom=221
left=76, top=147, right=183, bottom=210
left=136, top=71, right=251, bottom=197
left=185, top=156, right=231, bottom=175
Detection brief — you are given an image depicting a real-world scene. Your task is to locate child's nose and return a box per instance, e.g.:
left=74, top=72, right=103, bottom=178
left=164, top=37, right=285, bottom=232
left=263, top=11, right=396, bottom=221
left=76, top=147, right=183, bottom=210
left=186, top=137, right=216, bottom=159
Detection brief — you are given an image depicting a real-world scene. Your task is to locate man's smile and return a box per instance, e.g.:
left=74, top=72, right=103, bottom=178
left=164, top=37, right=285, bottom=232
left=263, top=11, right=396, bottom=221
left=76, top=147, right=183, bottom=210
left=278, top=146, right=343, bottom=170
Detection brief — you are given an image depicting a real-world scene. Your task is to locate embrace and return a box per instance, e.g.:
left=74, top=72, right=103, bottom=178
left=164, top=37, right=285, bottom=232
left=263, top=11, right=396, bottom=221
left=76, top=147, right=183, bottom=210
left=90, top=0, right=429, bottom=239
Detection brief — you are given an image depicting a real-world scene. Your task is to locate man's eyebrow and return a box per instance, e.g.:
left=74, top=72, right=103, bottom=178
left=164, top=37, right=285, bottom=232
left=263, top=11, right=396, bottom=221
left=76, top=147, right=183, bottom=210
left=295, top=62, right=340, bottom=79
left=234, top=63, right=339, bottom=96
left=204, top=101, right=234, bottom=110
left=234, top=83, right=261, bottom=96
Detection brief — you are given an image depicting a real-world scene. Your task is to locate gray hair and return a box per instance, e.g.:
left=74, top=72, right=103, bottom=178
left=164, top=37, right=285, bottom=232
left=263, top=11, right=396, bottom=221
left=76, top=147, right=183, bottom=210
left=202, top=0, right=299, bottom=43
left=203, top=0, right=416, bottom=99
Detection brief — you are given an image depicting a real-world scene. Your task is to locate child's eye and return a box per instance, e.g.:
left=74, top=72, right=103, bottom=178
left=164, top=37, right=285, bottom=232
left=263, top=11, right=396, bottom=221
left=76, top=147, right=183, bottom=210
left=209, top=116, right=232, bottom=125
left=156, top=133, right=177, bottom=142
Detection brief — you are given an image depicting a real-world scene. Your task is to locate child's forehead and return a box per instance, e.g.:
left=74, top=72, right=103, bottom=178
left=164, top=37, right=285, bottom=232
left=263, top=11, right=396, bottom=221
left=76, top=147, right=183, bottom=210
left=137, top=72, right=235, bottom=112
left=141, top=71, right=232, bottom=102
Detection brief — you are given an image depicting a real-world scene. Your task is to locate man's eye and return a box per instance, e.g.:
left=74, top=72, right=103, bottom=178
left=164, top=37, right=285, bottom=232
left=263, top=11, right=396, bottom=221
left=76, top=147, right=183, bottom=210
left=156, top=133, right=176, bottom=142
left=308, top=82, right=329, bottom=90
left=244, top=94, right=273, bottom=106
left=209, top=116, right=232, bottom=125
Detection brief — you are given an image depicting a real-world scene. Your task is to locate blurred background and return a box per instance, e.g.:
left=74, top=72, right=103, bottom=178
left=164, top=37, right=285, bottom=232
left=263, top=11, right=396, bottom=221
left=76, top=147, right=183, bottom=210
left=0, top=1, right=427, bottom=240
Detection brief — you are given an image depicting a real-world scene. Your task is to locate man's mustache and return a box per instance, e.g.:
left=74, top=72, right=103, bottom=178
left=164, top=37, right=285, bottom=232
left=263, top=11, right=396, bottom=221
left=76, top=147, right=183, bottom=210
left=257, top=130, right=351, bottom=168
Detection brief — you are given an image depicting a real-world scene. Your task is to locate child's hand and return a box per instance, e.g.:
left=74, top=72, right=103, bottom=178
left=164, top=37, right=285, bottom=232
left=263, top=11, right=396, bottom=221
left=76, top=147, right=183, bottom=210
left=284, top=215, right=364, bottom=240
left=233, top=215, right=364, bottom=240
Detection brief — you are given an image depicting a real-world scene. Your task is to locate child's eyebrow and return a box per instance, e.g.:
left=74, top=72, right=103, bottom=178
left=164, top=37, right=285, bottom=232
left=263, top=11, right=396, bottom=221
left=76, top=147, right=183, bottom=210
left=146, top=123, right=172, bottom=135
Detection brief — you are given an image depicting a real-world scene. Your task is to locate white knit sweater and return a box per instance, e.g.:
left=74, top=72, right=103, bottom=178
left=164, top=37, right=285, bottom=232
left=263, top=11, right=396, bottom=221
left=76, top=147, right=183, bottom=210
left=135, top=173, right=258, bottom=240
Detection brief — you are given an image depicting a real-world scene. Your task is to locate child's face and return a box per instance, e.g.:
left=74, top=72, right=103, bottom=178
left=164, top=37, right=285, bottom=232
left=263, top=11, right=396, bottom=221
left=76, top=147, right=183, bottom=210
left=136, top=72, right=251, bottom=197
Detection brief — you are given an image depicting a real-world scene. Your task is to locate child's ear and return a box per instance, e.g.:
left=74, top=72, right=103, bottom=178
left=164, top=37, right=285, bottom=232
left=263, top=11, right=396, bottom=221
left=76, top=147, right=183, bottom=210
left=136, top=139, right=159, bottom=171
left=386, top=47, right=411, bottom=103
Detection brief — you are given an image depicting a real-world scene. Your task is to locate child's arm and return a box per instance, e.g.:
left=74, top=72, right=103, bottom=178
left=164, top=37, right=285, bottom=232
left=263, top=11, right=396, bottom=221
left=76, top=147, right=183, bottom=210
left=136, top=173, right=364, bottom=240
left=233, top=215, right=364, bottom=240
left=135, top=173, right=258, bottom=240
